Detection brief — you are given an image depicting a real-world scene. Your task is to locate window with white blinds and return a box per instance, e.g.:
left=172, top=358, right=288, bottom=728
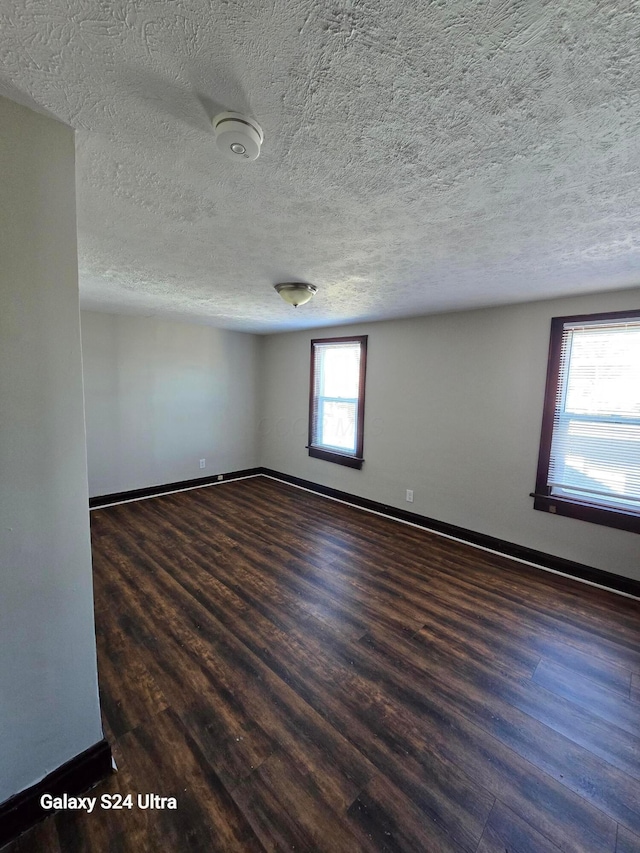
left=535, top=311, right=640, bottom=532
left=308, top=336, right=367, bottom=469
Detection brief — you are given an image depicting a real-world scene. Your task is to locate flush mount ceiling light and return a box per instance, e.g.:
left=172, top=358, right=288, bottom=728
left=212, top=111, right=264, bottom=161
left=274, top=282, right=318, bottom=307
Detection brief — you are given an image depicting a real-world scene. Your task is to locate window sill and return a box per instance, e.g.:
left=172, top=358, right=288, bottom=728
left=307, top=446, right=364, bottom=469
left=532, top=493, right=640, bottom=534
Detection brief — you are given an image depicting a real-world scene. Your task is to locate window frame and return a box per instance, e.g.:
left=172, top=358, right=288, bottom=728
left=533, top=308, right=640, bottom=534
left=308, top=335, right=368, bottom=469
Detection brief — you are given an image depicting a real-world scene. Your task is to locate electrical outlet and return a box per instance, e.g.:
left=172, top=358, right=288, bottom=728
left=217, top=474, right=223, bottom=481
left=199, top=459, right=206, bottom=469
left=406, top=489, right=414, bottom=503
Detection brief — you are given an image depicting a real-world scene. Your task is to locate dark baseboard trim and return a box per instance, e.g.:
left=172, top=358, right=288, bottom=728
left=260, top=468, right=640, bottom=600
left=0, top=739, right=113, bottom=849
left=89, top=468, right=262, bottom=509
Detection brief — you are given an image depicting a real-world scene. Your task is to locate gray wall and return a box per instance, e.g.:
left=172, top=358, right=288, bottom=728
left=81, top=312, right=259, bottom=498
left=0, top=97, right=103, bottom=802
left=260, top=288, right=640, bottom=581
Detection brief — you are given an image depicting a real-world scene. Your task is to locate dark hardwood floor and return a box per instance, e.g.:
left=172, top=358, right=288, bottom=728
left=6, top=475, right=640, bottom=852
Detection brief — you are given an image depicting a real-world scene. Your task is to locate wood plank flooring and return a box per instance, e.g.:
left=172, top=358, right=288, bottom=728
left=5, top=475, right=640, bottom=852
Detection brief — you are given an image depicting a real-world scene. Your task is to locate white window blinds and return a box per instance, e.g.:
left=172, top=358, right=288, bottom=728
left=547, top=318, right=640, bottom=513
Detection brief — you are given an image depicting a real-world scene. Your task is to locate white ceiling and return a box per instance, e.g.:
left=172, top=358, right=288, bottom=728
left=2, top=1, right=640, bottom=334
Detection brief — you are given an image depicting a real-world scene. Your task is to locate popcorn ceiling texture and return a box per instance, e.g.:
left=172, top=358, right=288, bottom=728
left=2, top=0, right=640, bottom=333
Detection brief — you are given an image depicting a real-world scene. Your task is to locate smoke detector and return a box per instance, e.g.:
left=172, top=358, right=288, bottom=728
left=212, top=112, right=264, bottom=161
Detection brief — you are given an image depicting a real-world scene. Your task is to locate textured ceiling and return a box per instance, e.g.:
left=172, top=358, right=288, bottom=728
left=2, top=1, right=640, bottom=333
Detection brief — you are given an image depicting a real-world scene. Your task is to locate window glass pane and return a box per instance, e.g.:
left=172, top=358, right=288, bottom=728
left=320, top=400, right=356, bottom=452
left=321, top=345, right=360, bottom=399
left=549, top=419, right=640, bottom=504
left=565, top=326, right=640, bottom=417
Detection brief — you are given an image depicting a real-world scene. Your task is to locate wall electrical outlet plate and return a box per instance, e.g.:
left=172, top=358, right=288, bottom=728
left=406, top=489, right=414, bottom=502
left=199, top=459, right=206, bottom=469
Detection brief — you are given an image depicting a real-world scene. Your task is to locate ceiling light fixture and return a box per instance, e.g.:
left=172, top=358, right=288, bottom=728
left=274, top=282, right=318, bottom=307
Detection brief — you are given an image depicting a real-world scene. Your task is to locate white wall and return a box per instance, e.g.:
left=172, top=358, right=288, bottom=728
left=81, top=312, right=259, bottom=497
left=260, top=288, right=640, bottom=581
left=0, top=97, right=103, bottom=802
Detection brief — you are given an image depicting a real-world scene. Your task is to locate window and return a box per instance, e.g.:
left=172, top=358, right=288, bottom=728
left=308, top=336, right=367, bottom=469
left=534, top=310, right=640, bottom=533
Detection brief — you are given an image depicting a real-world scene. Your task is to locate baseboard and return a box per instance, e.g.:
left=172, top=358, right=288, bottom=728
left=0, top=740, right=113, bottom=849
left=88, top=464, right=639, bottom=598
left=89, top=468, right=262, bottom=509
left=260, top=468, right=640, bottom=600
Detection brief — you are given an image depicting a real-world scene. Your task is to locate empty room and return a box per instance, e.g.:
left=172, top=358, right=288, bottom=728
left=1, top=1, right=640, bottom=852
